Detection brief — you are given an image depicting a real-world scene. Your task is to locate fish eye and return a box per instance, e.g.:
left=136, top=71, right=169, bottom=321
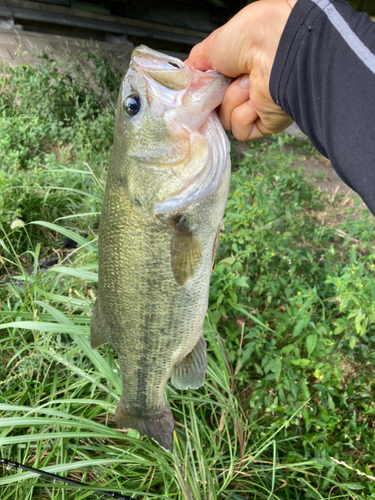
left=123, top=94, right=141, bottom=116
left=168, top=62, right=180, bottom=69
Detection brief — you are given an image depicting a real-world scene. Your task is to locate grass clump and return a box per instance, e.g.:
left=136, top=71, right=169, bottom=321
left=0, top=50, right=121, bottom=254
left=1, top=52, right=375, bottom=498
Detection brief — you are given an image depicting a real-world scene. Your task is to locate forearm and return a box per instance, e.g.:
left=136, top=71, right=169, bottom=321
left=270, top=0, right=375, bottom=214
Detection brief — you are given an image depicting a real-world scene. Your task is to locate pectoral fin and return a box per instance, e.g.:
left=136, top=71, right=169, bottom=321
left=171, top=218, right=202, bottom=285
left=171, top=335, right=207, bottom=390
left=90, top=299, right=110, bottom=349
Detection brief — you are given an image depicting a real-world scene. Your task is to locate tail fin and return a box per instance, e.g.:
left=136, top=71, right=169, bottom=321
left=115, top=399, right=175, bottom=452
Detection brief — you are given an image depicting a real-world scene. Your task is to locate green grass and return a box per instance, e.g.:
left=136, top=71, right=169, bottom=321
left=1, top=51, right=375, bottom=499
left=0, top=282, right=355, bottom=499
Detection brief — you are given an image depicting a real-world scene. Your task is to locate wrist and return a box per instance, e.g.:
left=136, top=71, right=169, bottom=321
left=247, top=0, right=298, bottom=70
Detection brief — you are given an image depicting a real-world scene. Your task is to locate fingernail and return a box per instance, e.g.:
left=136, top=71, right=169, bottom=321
left=239, top=74, right=250, bottom=89
left=248, top=99, right=252, bottom=106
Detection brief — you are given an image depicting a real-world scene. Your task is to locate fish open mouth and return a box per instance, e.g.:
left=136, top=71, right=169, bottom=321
left=131, top=45, right=230, bottom=122
left=127, top=45, right=231, bottom=215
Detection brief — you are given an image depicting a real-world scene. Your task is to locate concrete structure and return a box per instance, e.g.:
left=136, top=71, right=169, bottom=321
left=0, top=27, right=135, bottom=68
left=0, top=0, right=211, bottom=55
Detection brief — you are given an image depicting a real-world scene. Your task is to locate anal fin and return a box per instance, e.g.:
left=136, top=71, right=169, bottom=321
left=171, top=335, right=207, bottom=390
left=90, top=299, right=110, bottom=349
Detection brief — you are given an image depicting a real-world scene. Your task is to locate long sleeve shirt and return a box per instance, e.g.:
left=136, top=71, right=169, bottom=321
left=269, top=0, right=375, bottom=215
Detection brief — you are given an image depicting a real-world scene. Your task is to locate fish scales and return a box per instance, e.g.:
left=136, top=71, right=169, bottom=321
left=90, top=45, right=231, bottom=451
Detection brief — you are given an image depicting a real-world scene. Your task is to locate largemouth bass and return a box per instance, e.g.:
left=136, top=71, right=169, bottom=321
left=90, top=45, right=231, bottom=452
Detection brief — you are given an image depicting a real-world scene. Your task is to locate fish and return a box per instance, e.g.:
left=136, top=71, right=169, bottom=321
left=90, top=45, right=231, bottom=452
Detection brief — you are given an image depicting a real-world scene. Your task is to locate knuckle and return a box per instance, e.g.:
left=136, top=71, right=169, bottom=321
left=233, top=125, right=251, bottom=142
left=231, top=106, right=248, bottom=126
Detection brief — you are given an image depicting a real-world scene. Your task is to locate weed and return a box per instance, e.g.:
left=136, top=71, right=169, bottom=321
left=1, top=52, right=375, bottom=498
left=0, top=50, right=120, bottom=265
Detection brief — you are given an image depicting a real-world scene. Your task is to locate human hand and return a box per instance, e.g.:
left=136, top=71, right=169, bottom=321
left=186, top=0, right=297, bottom=141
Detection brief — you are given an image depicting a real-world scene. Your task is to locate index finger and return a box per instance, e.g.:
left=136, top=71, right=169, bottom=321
left=185, top=34, right=217, bottom=72
left=186, top=26, right=246, bottom=78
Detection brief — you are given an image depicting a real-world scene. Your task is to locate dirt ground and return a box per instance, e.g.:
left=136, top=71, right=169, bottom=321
left=289, top=149, right=354, bottom=196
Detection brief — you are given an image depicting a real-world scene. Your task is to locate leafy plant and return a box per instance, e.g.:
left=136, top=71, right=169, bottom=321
left=0, top=50, right=117, bottom=264
left=1, top=52, right=375, bottom=498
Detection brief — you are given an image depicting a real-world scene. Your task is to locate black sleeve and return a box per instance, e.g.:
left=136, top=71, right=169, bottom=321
left=269, top=0, right=375, bottom=215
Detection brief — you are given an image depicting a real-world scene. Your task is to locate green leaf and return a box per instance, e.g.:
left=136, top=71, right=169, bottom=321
left=306, top=333, right=318, bottom=357
left=37, top=301, right=121, bottom=390
left=270, top=357, right=282, bottom=381
left=292, top=317, right=310, bottom=338
left=241, top=342, right=254, bottom=364
left=333, top=321, right=345, bottom=335
left=29, top=221, right=97, bottom=253
left=349, top=336, right=357, bottom=350
left=216, top=293, right=224, bottom=307
left=328, top=394, right=335, bottom=411
left=280, top=344, right=294, bottom=355
left=299, top=359, right=310, bottom=367
left=340, top=483, right=364, bottom=490
left=227, top=302, right=275, bottom=332
left=0, top=457, right=126, bottom=487
left=301, top=380, right=310, bottom=400
left=233, top=277, right=249, bottom=287
left=218, top=256, right=236, bottom=266
left=0, top=321, right=89, bottom=335
left=48, top=266, right=98, bottom=281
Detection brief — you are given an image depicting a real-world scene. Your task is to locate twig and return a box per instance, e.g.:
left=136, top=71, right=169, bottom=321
left=330, top=457, right=375, bottom=482
left=234, top=320, right=245, bottom=381
left=334, top=229, right=375, bottom=252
